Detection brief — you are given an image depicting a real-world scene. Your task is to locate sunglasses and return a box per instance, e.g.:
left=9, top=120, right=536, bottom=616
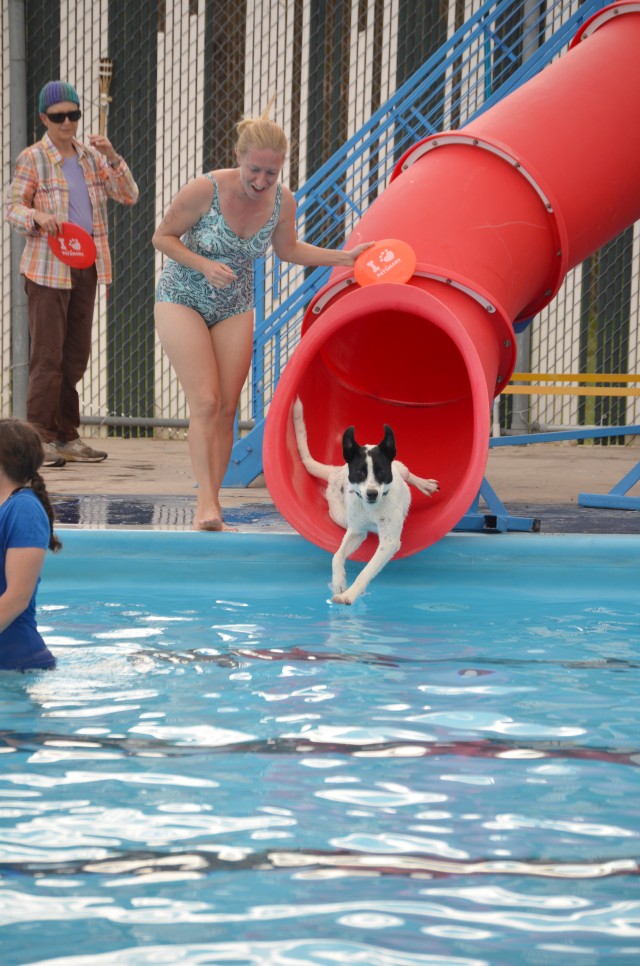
left=45, top=110, right=82, bottom=123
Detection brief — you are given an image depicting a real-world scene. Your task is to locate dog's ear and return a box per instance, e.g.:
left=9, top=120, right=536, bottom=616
left=342, top=426, right=358, bottom=462
left=379, top=424, right=396, bottom=461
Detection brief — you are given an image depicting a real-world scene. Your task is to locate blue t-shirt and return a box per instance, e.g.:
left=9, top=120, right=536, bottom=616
left=0, top=489, right=55, bottom=671
left=62, top=154, right=94, bottom=237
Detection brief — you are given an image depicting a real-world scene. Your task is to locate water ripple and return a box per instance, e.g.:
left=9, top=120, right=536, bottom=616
left=26, top=938, right=481, bottom=966
left=2, top=847, right=639, bottom=882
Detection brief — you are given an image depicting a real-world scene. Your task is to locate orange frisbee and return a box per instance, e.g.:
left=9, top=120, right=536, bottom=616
left=48, top=222, right=97, bottom=269
left=353, top=238, right=417, bottom=286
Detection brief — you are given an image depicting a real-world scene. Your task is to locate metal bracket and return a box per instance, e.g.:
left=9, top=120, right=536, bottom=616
left=413, top=270, right=496, bottom=313
left=400, top=133, right=554, bottom=212
left=573, top=3, right=640, bottom=43
left=311, top=277, right=356, bottom=315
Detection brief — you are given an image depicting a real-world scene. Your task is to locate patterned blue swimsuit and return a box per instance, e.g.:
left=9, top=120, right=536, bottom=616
left=155, top=174, right=282, bottom=326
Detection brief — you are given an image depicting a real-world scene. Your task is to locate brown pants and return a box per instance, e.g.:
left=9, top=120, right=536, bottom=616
left=24, top=266, right=97, bottom=444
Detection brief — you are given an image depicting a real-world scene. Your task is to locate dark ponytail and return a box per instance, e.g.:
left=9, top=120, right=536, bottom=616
left=30, top=472, right=62, bottom=553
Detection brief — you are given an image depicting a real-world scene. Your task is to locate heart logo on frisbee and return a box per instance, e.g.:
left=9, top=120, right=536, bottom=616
left=354, top=238, right=417, bottom=286
left=47, top=222, right=97, bottom=268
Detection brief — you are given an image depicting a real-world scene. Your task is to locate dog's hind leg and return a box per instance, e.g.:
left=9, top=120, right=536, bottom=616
left=293, top=397, right=333, bottom=482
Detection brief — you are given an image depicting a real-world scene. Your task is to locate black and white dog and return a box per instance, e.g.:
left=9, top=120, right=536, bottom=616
left=293, top=397, right=439, bottom=604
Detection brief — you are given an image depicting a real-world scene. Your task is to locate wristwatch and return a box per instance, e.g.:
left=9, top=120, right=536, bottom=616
left=108, top=155, right=121, bottom=169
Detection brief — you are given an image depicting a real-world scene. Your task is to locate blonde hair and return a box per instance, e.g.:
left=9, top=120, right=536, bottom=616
left=235, top=100, right=288, bottom=159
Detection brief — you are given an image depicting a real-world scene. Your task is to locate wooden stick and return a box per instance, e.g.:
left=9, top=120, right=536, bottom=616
left=98, top=58, right=113, bottom=136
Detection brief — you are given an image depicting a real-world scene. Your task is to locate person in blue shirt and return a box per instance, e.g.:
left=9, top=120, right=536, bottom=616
left=0, top=419, right=61, bottom=671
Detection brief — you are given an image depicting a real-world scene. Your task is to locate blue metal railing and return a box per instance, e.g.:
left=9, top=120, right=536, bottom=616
left=226, top=0, right=609, bottom=485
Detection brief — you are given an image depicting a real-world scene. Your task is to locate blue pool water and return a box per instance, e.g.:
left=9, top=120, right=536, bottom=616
left=1, top=532, right=640, bottom=965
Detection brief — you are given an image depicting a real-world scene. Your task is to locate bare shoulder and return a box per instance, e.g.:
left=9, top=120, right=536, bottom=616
left=187, top=173, right=217, bottom=200
left=210, top=168, right=237, bottom=191
left=158, top=175, right=215, bottom=235
left=277, top=185, right=296, bottom=222
left=279, top=184, right=296, bottom=208
left=168, top=174, right=214, bottom=212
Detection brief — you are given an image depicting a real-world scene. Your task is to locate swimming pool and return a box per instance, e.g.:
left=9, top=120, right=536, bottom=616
left=1, top=531, right=639, bottom=965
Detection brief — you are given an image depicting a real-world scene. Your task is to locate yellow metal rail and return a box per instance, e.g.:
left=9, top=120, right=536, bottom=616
left=503, top=373, right=640, bottom=397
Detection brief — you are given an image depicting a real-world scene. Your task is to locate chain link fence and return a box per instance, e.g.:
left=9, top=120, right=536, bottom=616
left=1, top=0, right=638, bottom=451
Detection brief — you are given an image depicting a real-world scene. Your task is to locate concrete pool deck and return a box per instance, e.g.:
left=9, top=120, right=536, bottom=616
left=44, top=434, right=640, bottom=534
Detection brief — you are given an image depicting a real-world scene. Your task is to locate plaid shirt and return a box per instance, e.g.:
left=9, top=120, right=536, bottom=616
left=5, top=133, right=138, bottom=287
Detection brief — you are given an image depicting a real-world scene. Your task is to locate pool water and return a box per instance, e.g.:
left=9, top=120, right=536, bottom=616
left=1, top=532, right=640, bottom=965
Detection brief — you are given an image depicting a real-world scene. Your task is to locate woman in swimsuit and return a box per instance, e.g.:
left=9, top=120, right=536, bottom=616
left=153, top=110, right=373, bottom=532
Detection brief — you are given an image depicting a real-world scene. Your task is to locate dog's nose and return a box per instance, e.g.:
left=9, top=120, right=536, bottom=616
left=366, top=489, right=379, bottom=503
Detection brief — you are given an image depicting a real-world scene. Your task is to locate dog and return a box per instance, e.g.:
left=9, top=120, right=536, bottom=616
left=293, top=397, right=439, bottom=604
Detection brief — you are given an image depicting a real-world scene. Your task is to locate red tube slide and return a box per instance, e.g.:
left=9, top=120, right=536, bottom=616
left=264, top=1, right=640, bottom=560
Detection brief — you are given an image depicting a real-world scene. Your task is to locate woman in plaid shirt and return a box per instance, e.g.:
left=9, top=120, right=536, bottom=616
left=6, top=80, right=138, bottom=466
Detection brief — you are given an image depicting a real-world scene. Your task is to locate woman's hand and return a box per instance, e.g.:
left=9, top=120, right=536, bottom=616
left=87, top=133, right=119, bottom=165
left=344, top=241, right=376, bottom=264
left=200, top=260, right=238, bottom=288
left=33, top=211, right=63, bottom=235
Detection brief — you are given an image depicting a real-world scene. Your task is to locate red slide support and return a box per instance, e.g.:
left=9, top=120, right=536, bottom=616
left=264, top=2, right=640, bottom=560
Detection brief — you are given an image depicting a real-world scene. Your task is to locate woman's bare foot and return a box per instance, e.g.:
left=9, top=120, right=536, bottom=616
left=193, top=508, right=238, bottom=532
left=193, top=514, right=222, bottom=531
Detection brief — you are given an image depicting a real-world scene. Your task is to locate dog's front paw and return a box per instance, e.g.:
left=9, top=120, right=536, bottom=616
left=331, top=570, right=347, bottom=596
left=332, top=590, right=355, bottom=605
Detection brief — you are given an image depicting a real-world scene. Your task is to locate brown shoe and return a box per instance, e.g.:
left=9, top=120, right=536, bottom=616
left=42, top=441, right=66, bottom=467
left=55, top=438, right=108, bottom=462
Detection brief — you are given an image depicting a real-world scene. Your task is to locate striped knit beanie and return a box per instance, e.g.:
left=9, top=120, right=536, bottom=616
left=39, top=81, right=80, bottom=113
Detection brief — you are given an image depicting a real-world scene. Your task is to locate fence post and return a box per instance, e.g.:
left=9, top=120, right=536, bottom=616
left=8, top=0, right=29, bottom=418
left=106, top=0, right=157, bottom=437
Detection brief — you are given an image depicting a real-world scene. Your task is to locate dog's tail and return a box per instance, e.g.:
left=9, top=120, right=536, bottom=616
left=293, top=397, right=333, bottom=482
left=395, top=461, right=440, bottom=497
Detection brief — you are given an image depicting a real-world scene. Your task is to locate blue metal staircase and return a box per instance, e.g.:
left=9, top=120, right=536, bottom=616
left=225, top=0, right=610, bottom=485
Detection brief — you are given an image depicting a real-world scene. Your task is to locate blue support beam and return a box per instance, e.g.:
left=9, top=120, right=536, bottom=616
left=455, top=426, right=640, bottom=531
left=454, top=477, right=540, bottom=533
left=579, top=461, right=640, bottom=511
